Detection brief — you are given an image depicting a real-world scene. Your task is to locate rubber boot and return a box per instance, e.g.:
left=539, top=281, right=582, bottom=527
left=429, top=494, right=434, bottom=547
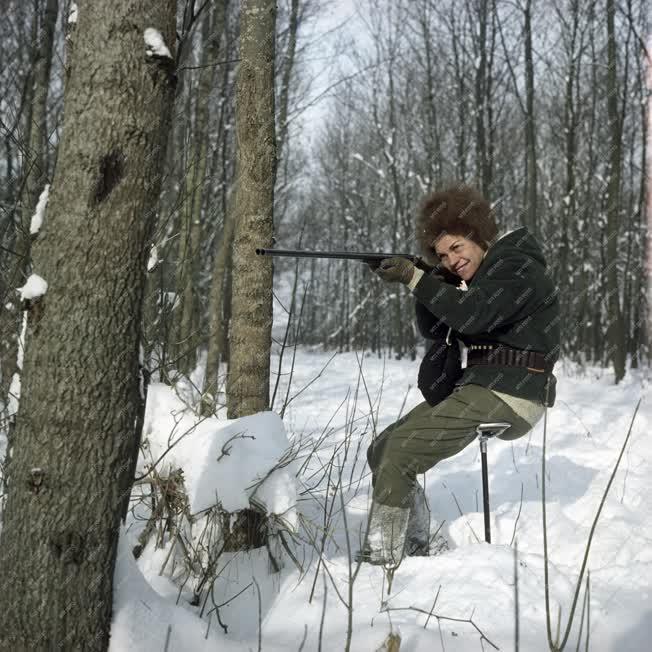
left=357, top=501, right=410, bottom=566
left=405, top=483, right=430, bottom=556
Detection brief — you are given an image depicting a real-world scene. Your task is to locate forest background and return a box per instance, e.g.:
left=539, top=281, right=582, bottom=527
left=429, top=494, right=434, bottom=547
left=0, top=0, right=649, bottom=399
left=0, top=0, right=650, bottom=649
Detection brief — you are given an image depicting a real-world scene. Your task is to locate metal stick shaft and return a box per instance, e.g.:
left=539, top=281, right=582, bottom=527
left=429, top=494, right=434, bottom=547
left=480, top=439, right=491, bottom=543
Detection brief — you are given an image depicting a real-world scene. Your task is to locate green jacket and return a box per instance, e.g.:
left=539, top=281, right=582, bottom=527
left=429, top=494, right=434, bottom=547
left=412, top=227, right=560, bottom=406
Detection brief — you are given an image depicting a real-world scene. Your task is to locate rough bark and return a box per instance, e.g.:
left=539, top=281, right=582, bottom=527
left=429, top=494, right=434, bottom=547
left=173, top=5, right=228, bottom=376
left=523, top=0, right=538, bottom=237
left=277, top=0, right=299, bottom=161
left=1, top=0, right=57, bottom=407
left=0, top=1, right=176, bottom=648
left=646, top=30, right=652, bottom=363
left=226, top=0, right=277, bottom=419
left=605, top=0, right=627, bottom=382
left=474, top=0, right=490, bottom=195
left=202, top=189, right=236, bottom=415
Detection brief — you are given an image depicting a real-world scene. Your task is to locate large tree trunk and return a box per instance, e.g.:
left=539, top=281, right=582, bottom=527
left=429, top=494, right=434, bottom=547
left=0, top=1, right=176, bottom=648
left=226, top=0, right=277, bottom=419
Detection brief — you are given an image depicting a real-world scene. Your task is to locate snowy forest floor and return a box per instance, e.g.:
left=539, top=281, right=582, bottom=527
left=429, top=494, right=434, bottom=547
left=108, top=349, right=651, bottom=652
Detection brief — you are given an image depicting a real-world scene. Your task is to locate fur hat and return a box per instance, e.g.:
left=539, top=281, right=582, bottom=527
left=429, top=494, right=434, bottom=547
left=416, top=184, right=498, bottom=265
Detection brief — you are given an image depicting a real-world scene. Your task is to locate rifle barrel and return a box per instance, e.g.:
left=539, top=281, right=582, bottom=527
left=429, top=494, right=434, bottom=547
left=255, top=248, right=418, bottom=262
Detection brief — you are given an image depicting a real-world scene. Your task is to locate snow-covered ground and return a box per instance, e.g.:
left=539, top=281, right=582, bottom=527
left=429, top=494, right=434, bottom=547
left=112, top=350, right=651, bottom=652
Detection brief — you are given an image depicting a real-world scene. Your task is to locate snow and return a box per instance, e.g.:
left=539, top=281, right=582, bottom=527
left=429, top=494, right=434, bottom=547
left=30, top=184, right=49, bottom=235
left=67, top=2, right=78, bottom=25
left=146, top=244, right=159, bottom=272
left=17, top=274, right=47, bottom=300
left=6, top=311, right=27, bottom=417
left=110, top=348, right=651, bottom=651
left=111, top=530, right=247, bottom=652
left=141, top=382, right=298, bottom=521
left=144, top=28, right=172, bottom=59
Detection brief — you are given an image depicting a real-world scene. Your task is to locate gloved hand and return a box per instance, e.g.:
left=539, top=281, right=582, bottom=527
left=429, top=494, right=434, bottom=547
left=414, top=257, right=435, bottom=273
left=373, top=257, right=416, bottom=284
left=432, top=264, right=461, bottom=286
left=365, top=259, right=382, bottom=272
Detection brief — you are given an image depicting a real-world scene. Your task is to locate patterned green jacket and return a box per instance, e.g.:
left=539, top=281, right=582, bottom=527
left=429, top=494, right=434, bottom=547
left=412, top=227, right=560, bottom=406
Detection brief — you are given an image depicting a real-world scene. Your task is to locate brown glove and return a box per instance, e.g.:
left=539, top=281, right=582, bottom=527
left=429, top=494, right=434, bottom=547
left=374, top=257, right=416, bottom=284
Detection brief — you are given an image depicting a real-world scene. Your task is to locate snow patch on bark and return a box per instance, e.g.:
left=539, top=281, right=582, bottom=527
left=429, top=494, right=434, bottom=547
left=30, top=184, right=49, bottom=235
left=144, top=28, right=172, bottom=59
left=67, top=2, right=78, bottom=24
left=18, top=274, right=48, bottom=300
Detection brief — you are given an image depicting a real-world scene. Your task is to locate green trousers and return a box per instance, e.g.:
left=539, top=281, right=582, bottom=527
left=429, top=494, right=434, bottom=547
left=367, top=384, right=535, bottom=508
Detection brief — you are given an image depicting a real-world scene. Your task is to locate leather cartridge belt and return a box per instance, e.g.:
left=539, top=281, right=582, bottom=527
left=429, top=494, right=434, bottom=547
left=466, top=344, right=552, bottom=373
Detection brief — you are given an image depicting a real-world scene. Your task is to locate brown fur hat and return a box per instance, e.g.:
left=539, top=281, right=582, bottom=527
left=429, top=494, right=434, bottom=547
left=416, top=184, right=498, bottom=265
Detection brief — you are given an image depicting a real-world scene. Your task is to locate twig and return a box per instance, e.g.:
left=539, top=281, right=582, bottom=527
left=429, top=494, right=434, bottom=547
left=424, top=585, right=442, bottom=629
left=253, top=578, right=262, bottom=652
left=575, top=571, right=589, bottom=652
left=216, top=432, right=255, bottom=462
left=163, top=624, right=172, bottom=652
left=317, top=572, right=328, bottom=652
left=514, top=540, right=520, bottom=652
left=381, top=605, right=499, bottom=650
left=297, top=624, right=308, bottom=652
left=283, top=352, right=338, bottom=409
left=446, top=485, right=480, bottom=543
left=543, top=399, right=641, bottom=651
left=510, top=483, right=524, bottom=547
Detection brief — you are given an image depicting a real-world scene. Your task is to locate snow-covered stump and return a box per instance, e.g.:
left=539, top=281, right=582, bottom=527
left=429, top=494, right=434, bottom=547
left=220, top=508, right=268, bottom=552
left=132, top=383, right=299, bottom=606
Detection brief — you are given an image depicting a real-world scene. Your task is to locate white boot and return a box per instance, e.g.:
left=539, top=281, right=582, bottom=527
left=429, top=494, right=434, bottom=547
left=358, top=501, right=410, bottom=566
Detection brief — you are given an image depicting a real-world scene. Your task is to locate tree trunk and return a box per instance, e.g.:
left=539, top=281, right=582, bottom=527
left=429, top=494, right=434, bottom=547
left=0, top=1, right=176, bottom=648
left=277, top=0, right=299, bottom=161
left=605, top=0, right=626, bottom=382
left=1, top=0, right=57, bottom=406
left=173, top=3, right=228, bottom=377
left=474, top=0, right=490, bottom=194
left=202, top=189, right=237, bottom=414
left=226, top=0, right=277, bottom=419
left=646, top=28, right=652, bottom=363
left=523, top=0, right=538, bottom=238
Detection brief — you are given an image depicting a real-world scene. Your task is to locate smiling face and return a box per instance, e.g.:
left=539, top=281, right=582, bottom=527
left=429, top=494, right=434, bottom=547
left=434, top=233, right=486, bottom=281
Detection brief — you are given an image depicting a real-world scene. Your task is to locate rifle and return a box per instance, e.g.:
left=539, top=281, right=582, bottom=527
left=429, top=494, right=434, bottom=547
left=255, top=247, right=426, bottom=267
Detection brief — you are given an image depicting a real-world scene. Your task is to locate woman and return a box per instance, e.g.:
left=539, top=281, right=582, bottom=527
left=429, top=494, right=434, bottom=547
left=361, top=184, right=560, bottom=565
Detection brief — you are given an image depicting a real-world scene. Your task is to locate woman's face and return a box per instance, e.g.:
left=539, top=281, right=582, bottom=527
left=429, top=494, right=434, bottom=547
left=433, top=233, right=486, bottom=282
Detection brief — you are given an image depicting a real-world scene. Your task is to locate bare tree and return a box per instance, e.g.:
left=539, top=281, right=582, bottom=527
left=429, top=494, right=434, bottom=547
left=646, top=14, right=652, bottom=363
left=605, top=0, right=627, bottom=381
left=226, top=0, right=277, bottom=419
left=0, top=1, right=176, bottom=647
left=0, top=0, right=58, bottom=406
